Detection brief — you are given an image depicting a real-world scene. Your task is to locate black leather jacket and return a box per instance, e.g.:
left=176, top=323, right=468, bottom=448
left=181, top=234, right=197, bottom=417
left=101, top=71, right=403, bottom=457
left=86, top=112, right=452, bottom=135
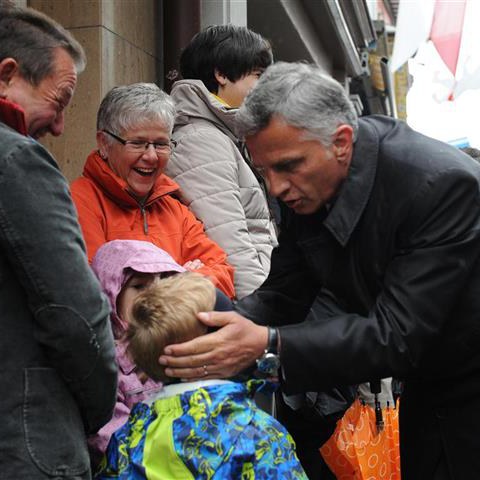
left=238, top=115, right=480, bottom=478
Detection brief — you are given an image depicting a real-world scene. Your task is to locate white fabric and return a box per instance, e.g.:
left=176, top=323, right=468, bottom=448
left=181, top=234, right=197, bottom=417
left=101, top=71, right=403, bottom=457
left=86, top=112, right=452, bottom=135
left=390, top=0, right=434, bottom=72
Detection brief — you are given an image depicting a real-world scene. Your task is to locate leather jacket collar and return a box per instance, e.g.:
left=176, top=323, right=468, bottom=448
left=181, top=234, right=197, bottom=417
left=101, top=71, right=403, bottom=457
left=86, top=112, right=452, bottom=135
left=323, top=119, right=379, bottom=247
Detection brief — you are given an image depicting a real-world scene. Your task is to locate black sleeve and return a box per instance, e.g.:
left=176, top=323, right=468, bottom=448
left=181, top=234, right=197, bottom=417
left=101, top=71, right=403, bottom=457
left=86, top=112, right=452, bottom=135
left=235, top=213, right=319, bottom=326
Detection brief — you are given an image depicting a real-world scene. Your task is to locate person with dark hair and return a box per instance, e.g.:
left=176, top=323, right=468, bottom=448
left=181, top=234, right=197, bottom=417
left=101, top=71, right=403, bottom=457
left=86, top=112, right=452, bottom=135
left=0, top=4, right=116, bottom=479
left=178, top=24, right=273, bottom=103
left=166, top=25, right=277, bottom=299
left=161, top=62, right=480, bottom=480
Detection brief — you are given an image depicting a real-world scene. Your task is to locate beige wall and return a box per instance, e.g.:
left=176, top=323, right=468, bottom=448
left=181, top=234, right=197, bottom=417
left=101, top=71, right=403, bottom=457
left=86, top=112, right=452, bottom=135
left=28, top=0, right=163, bottom=181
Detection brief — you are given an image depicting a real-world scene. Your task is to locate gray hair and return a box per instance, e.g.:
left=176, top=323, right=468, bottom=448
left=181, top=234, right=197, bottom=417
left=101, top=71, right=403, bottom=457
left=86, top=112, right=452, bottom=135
left=236, top=62, right=358, bottom=146
left=0, top=3, right=86, bottom=85
left=97, top=83, right=176, bottom=137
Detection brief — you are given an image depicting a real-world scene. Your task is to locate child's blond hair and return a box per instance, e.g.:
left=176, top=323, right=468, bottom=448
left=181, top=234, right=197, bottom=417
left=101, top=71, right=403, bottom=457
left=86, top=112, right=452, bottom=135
left=124, top=272, right=216, bottom=382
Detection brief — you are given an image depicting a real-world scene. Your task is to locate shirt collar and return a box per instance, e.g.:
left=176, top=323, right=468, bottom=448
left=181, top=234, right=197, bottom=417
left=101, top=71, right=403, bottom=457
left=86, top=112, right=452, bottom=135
left=210, top=93, right=231, bottom=107
left=323, top=118, right=379, bottom=246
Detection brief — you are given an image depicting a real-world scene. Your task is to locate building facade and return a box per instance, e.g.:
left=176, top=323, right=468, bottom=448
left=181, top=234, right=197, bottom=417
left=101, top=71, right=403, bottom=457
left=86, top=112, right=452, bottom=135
left=16, top=0, right=392, bottom=181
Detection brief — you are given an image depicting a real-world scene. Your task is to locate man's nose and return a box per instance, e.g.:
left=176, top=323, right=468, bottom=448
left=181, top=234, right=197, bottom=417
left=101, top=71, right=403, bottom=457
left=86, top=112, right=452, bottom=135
left=266, top=171, right=289, bottom=198
left=50, top=111, right=65, bottom=137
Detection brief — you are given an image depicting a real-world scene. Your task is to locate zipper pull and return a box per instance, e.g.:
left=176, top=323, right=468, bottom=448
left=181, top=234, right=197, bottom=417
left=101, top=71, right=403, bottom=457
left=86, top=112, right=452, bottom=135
left=140, top=206, right=148, bottom=234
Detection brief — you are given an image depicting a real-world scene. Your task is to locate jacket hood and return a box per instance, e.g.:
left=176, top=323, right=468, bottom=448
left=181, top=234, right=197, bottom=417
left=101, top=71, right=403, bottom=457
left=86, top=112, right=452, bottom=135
left=91, top=239, right=186, bottom=337
left=83, top=150, right=179, bottom=207
left=171, top=79, right=238, bottom=140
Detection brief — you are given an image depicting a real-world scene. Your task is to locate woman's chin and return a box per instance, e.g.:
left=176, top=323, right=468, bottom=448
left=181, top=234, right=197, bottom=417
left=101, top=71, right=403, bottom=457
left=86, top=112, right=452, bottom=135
left=128, top=186, right=152, bottom=202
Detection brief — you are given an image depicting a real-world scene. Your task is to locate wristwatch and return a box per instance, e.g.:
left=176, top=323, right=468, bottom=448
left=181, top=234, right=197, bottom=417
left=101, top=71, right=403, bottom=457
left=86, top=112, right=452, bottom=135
left=256, top=327, right=281, bottom=376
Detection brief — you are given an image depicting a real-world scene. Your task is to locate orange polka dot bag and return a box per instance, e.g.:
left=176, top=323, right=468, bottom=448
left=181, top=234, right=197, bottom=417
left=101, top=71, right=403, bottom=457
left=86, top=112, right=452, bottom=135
left=320, top=398, right=401, bottom=479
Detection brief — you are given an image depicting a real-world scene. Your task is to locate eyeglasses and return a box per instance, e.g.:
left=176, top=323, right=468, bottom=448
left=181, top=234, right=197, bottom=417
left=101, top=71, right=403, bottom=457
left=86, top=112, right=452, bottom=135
left=103, top=130, right=176, bottom=154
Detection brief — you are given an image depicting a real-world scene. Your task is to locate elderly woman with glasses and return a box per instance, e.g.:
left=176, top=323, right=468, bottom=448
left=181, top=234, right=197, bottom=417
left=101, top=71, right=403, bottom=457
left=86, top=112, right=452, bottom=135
left=71, top=83, right=235, bottom=298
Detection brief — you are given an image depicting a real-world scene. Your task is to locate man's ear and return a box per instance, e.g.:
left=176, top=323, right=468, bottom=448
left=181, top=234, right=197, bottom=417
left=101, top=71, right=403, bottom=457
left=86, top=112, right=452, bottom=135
left=332, top=124, right=354, bottom=165
left=0, top=58, right=19, bottom=97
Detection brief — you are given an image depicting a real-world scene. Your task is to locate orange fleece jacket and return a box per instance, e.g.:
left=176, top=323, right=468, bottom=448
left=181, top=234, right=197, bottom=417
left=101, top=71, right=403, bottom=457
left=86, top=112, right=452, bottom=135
left=71, top=151, right=235, bottom=298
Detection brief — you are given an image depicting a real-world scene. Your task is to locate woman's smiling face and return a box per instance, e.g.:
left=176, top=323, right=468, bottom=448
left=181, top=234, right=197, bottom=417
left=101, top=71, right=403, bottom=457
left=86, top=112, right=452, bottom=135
left=98, top=121, right=171, bottom=200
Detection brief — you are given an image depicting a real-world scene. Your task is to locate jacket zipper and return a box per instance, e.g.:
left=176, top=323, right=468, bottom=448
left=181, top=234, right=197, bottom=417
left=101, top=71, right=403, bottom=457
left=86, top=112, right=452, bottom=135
left=140, top=206, right=148, bottom=234
left=124, top=190, right=153, bottom=235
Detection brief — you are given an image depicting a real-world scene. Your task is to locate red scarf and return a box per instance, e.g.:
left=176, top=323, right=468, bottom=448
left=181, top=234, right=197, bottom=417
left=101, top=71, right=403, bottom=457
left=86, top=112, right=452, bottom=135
left=0, top=97, right=28, bottom=136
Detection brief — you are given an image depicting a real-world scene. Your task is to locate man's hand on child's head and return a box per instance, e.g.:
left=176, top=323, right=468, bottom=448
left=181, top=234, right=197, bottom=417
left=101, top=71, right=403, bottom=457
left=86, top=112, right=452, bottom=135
left=159, top=311, right=268, bottom=381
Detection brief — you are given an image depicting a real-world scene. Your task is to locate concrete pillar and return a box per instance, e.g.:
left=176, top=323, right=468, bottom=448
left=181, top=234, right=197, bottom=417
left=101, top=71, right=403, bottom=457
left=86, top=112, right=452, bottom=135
left=28, top=0, right=163, bottom=181
left=201, top=0, right=247, bottom=28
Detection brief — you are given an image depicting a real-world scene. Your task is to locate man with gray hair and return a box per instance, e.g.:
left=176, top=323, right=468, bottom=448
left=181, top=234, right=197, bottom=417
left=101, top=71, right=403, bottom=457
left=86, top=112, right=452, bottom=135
left=161, top=61, right=480, bottom=479
left=0, top=4, right=116, bottom=478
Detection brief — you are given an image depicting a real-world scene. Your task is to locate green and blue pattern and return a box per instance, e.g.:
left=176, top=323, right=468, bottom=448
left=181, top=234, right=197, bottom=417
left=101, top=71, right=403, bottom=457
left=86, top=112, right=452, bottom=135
left=96, top=380, right=307, bottom=479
